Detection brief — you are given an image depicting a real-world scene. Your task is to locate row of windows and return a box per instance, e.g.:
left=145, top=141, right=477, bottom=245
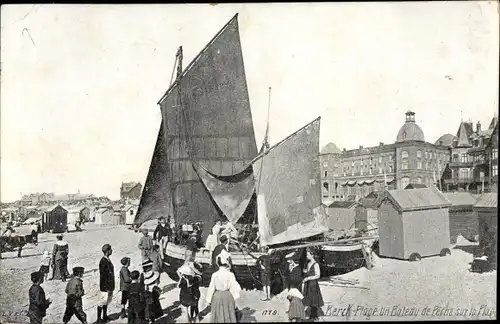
left=493, top=165, right=498, bottom=177
left=402, top=150, right=447, bottom=160
left=342, top=165, right=394, bottom=176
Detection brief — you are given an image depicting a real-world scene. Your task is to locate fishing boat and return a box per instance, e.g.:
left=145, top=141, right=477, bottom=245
left=133, top=14, right=330, bottom=290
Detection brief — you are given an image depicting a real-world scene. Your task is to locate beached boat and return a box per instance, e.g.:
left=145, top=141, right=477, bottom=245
left=133, top=14, right=330, bottom=290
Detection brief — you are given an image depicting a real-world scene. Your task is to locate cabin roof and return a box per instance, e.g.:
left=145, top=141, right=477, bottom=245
left=474, top=193, right=497, bottom=208
left=443, top=192, right=477, bottom=206
left=384, top=187, right=451, bottom=212
left=325, top=201, right=358, bottom=209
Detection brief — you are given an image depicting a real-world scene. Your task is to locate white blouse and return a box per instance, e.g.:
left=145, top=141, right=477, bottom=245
left=205, top=267, right=242, bottom=303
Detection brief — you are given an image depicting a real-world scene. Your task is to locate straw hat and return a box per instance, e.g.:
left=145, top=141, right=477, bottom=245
left=285, top=251, right=300, bottom=262
left=142, top=259, right=153, bottom=271
left=189, top=261, right=203, bottom=276
left=143, top=270, right=160, bottom=286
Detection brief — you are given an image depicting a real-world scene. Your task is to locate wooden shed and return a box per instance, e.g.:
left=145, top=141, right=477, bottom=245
left=95, top=207, right=114, bottom=225
left=66, top=206, right=90, bottom=225
left=42, top=205, right=68, bottom=233
left=358, top=194, right=382, bottom=233
left=378, top=187, right=451, bottom=261
left=443, top=192, right=478, bottom=243
left=123, top=205, right=138, bottom=225
left=473, top=193, right=497, bottom=267
left=324, top=201, right=366, bottom=231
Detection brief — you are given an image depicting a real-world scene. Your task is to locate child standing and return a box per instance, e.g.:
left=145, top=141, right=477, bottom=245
left=144, top=270, right=163, bottom=323
left=287, top=288, right=305, bottom=322
left=149, top=245, right=163, bottom=274
left=189, top=262, right=203, bottom=323
left=28, top=271, right=52, bottom=324
left=128, top=270, right=145, bottom=324
left=257, top=246, right=271, bottom=301
left=62, top=267, right=87, bottom=324
left=119, top=257, right=132, bottom=318
left=39, top=251, right=51, bottom=282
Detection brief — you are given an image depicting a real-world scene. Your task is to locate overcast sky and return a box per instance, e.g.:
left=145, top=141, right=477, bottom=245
left=1, top=2, right=498, bottom=202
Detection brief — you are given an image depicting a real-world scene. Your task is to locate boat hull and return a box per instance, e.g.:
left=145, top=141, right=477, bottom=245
left=313, top=243, right=366, bottom=276
left=163, top=243, right=264, bottom=290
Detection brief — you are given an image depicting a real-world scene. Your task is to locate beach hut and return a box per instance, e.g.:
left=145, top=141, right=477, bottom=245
left=66, top=206, right=90, bottom=225
left=443, top=192, right=478, bottom=243
left=358, top=194, right=382, bottom=233
left=378, top=187, right=451, bottom=261
left=94, top=207, right=113, bottom=225
left=473, top=193, right=497, bottom=267
left=42, top=205, right=68, bottom=233
left=324, top=201, right=366, bottom=231
left=111, top=210, right=126, bottom=225
left=123, top=205, right=138, bottom=225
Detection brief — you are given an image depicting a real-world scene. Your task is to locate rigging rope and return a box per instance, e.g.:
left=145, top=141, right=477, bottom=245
left=253, top=87, right=272, bottom=226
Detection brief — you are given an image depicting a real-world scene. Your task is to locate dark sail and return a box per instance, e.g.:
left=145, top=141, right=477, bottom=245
left=192, top=162, right=256, bottom=224
left=134, top=122, right=173, bottom=225
left=253, top=118, right=328, bottom=246
left=157, top=14, right=258, bottom=239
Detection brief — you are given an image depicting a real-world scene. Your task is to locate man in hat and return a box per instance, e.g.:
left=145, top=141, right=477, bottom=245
left=186, top=230, right=200, bottom=259
left=62, top=266, right=87, bottom=324
left=98, top=244, right=115, bottom=323
left=153, top=216, right=172, bottom=257
left=28, top=271, right=52, bottom=324
left=138, top=228, right=154, bottom=261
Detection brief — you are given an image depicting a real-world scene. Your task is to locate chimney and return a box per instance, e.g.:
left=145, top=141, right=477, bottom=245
left=359, top=145, right=363, bottom=150
left=379, top=142, right=384, bottom=146
left=343, top=148, right=346, bottom=152
left=476, top=121, right=481, bottom=133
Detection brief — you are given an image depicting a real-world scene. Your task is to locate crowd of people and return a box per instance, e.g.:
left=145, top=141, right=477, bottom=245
left=26, top=215, right=325, bottom=323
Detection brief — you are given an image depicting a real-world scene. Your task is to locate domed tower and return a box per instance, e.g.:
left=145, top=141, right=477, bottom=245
left=396, top=111, right=425, bottom=143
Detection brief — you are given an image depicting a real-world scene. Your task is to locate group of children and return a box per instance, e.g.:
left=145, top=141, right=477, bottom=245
left=29, top=245, right=165, bottom=324
left=118, top=257, right=164, bottom=324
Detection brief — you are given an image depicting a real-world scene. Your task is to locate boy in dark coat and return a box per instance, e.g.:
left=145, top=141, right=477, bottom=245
left=119, top=257, right=132, bottom=318
left=63, top=267, right=87, bottom=324
left=128, top=270, right=145, bottom=324
left=28, top=271, right=52, bottom=324
left=98, top=244, right=115, bottom=323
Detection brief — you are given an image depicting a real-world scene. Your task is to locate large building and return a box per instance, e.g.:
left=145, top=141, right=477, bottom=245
left=120, top=182, right=143, bottom=200
left=321, top=111, right=498, bottom=202
left=320, top=111, right=450, bottom=202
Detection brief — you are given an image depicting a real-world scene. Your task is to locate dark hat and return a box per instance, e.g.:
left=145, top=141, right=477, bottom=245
left=158, top=216, right=165, bottom=221
left=56, top=234, right=64, bottom=239
left=121, top=257, right=130, bottom=265
left=102, top=244, right=112, bottom=253
left=73, top=266, right=85, bottom=275
left=31, top=271, right=42, bottom=282
left=130, top=270, right=140, bottom=280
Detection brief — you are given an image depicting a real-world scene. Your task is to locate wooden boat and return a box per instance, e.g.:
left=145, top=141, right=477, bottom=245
left=133, top=14, right=329, bottom=291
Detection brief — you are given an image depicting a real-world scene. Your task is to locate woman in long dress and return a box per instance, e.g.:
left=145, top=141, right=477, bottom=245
left=286, top=252, right=305, bottom=322
left=302, top=249, right=324, bottom=321
left=205, top=250, right=241, bottom=323
left=50, top=234, right=69, bottom=281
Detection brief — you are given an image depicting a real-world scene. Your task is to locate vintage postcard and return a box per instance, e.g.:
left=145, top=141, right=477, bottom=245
left=0, top=2, right=498, bottom=323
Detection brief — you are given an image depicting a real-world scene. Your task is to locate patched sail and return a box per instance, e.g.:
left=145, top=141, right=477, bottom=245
left=134, top=122, right=173, bottom=225
left=253, top=118, right=329, bottom=246
left=157, top=14, right=258, bottom=240
left=192, top=162, right=256, bottom=224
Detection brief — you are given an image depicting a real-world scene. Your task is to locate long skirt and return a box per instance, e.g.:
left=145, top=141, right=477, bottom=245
left=288, top=297, right=305, bottom=321
left=52, top=259, right=69, bottom=280
left=302, top=279, right=324, bottom=308
left=210, top=290, right=237, bottom=323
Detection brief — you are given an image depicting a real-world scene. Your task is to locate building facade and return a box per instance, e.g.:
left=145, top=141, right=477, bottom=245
left=444, top=116, right=498, bottom=193
left=120, top=182, right=143, bottom=200
left=320, top=111, right=450, bottom=202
